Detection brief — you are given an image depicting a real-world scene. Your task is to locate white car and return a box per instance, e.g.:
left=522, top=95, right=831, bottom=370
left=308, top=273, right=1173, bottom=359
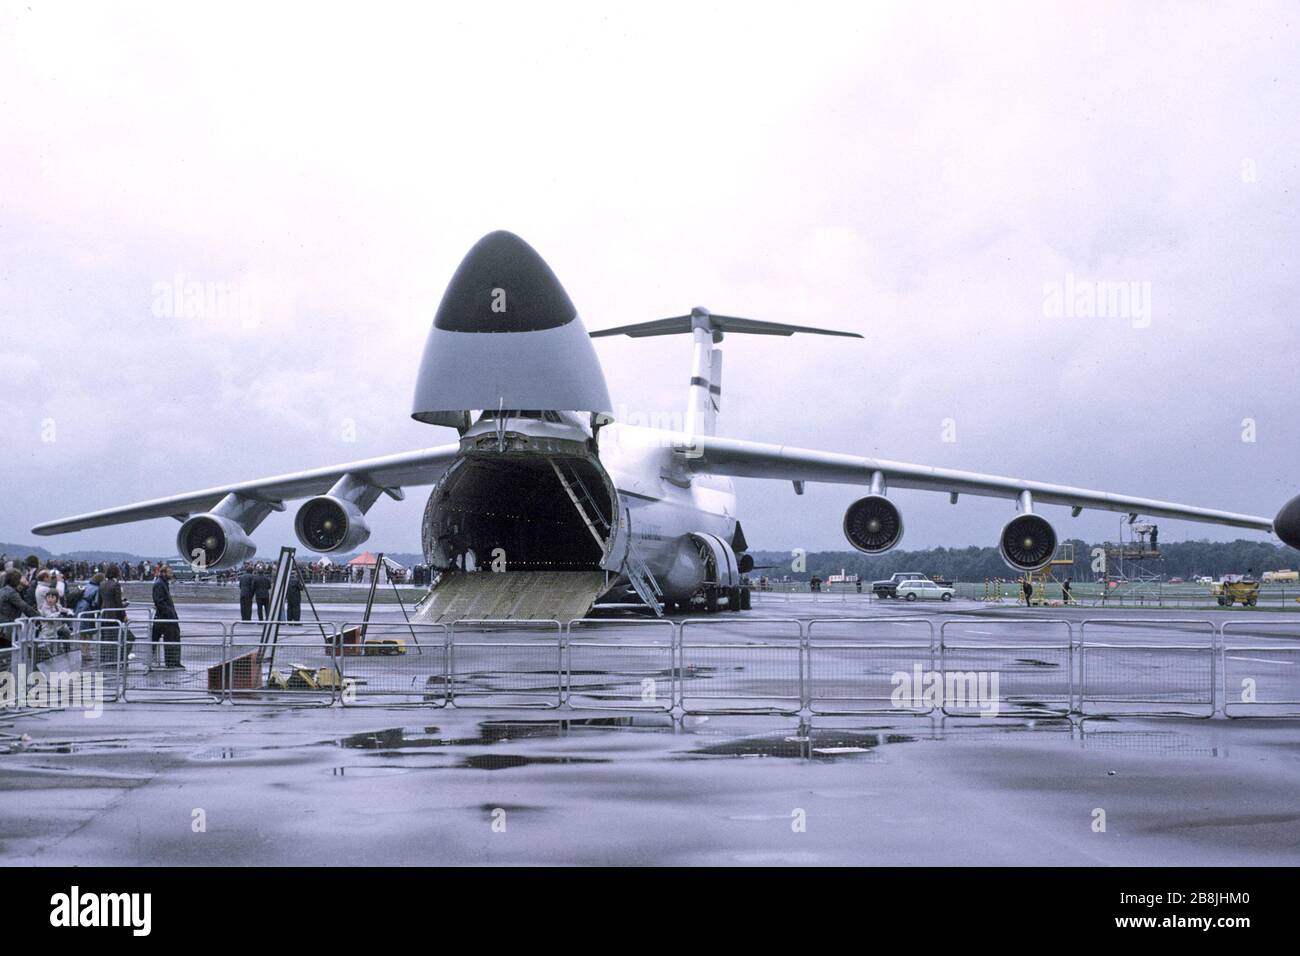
left=897, top=579, right=955, bottom=602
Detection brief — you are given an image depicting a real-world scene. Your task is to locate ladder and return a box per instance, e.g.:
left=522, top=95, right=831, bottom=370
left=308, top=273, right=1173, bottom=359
left=550, top=459, right=611, bottom=550
left=625, top=552, right=665, bottom=617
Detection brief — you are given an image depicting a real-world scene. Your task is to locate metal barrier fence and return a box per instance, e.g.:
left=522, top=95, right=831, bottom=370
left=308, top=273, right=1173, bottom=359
left=566, top=618, right=676, bottom=711
left=449, top=619, right=564, bottom=709
left=3, top=619, right=126, bottom=711
left=1079, top=619, right=1217, bottom=717
left=679, top=618, right=803, bottom=714
left=336, top=621, right=449, bottom=706
left=806, top=618, right=935, bottom=715
left=1221, top=620, right=1300, bottom=718
left=940, top=618, right=1074, bottom=717
left=5, top=614, right=1300, bottom=717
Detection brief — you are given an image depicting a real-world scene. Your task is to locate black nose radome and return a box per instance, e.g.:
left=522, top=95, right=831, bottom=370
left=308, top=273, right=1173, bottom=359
left=433, top=230, right=576, bottom=333
left=1275, top=494, right=1300, bottom=550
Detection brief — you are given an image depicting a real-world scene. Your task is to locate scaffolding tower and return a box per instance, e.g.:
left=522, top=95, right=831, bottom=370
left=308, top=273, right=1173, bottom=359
left=1101, top=519, right=1164, bottom=603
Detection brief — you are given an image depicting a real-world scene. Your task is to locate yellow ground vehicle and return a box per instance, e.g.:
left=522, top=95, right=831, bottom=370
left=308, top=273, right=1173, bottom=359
left=1213, top=579, right=1259, bottom=607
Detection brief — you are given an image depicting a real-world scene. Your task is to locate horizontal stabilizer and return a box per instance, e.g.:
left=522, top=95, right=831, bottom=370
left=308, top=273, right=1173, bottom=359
left=590, top=313, right=862, bottom=339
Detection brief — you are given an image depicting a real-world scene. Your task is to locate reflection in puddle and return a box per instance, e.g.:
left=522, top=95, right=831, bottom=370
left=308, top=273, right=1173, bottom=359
left=457, top=754, right=607, bottom=770
left=684, top=729, right=916, bottom=761
left=9, top=739, right=129, bottom=755
left=334, top=716, right=673, bottom=753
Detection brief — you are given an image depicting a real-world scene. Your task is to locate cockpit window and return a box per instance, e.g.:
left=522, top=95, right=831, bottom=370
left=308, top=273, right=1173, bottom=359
left=478, top=409, right=563, bottom=423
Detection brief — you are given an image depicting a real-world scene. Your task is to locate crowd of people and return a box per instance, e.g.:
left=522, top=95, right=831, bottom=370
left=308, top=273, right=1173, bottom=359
left=0, top=555, right=182, bottom=665
left=0, top=551, right=432, bottom=662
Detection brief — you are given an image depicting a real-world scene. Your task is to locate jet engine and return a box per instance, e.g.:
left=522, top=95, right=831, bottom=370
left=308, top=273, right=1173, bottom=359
left=1276, top=494, right=1300, bottom=550
left=294, top=496, right=371, bottom=553
left=843, top=495, right=904, bottom=554
left=999, top=513, right=1058, bottom=572
left=176, top=513, right=256, bottom=571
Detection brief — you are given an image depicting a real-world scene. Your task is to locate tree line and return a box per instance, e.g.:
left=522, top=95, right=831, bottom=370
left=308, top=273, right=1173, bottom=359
left=750, top=539, right=1300, bottom=582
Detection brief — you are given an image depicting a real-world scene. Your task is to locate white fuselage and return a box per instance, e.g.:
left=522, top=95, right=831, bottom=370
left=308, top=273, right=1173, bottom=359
left=598, top=422, right=738, bottom=572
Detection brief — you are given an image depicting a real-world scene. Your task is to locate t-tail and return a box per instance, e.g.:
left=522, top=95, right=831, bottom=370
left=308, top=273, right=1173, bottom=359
left=590, top=308, right=862, bottom=441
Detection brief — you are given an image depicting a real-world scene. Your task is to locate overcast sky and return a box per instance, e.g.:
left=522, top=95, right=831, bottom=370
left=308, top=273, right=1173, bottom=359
left=2, top=1, right=1297, bottom=559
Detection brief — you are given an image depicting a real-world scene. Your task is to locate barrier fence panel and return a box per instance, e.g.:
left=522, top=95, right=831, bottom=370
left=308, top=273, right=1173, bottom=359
left=227, top=622, right=339, bottom=704
left=1221, top=620, right=1300, bottom=718
left=565, top=619, right=676, bottom=711
left=7, top=619, right=127, bottom=712
left=122, top=619, right=229, bottom=703
left=940, top=618, right=1074, bottom=717
left=807, top=617, right=935, bottom=715
left=0, top=629, right=17, bottom=712
left=27, top=619, right=127, bottom=705
left=449, top=620, right=563, bottom=709
left=679, top=618, right=803, bottom=714
left=1079, top=619, right=1217, bottom=717
left=336, top=622, right=449, bottom=706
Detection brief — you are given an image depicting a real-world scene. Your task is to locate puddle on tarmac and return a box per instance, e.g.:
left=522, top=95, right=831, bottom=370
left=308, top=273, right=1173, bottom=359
left=334, top=716, right=672, bottom=753
left=7, top=738, right=130, bottom=755
left=682, top=728, right=916, bottom=761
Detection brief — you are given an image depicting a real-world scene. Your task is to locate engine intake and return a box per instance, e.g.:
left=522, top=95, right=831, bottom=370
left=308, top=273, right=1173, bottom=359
left=176, top=514, right=256, bottom=571
left=999, top=513, right=1058, bottom=571
left=843, top=495, right=904, bottom=554
left=295, top=496, right=371, bottom=553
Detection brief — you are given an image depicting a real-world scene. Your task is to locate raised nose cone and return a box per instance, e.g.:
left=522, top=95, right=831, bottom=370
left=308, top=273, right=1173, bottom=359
left=412, top=231, right=612, bottom=427
left=1275, top=494, right=1300, bottom=550
left=434, top=231, right=576, bottom=333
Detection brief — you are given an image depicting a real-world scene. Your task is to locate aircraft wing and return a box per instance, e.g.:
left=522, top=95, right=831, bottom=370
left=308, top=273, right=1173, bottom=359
left=682, top=434, right=1274, bottom=532
left=32, top=444, right=461, bottom=535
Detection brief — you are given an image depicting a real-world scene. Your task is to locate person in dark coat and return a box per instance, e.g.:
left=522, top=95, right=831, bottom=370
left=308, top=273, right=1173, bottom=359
left=253, top=565, right=272, bottom=620
left=286, top=569, right=302, bottom=622
left=0, top=569, right=40, bottom=645
left=1021, top=578, right=1033, bottom=606
left=151, top=565, right=182, bottom=668
left=237, top=565, right=255, bottom=621
left=99, top=563, right=135, bottom=657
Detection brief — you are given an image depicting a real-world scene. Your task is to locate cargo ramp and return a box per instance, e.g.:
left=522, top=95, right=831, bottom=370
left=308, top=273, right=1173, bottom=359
left=411, top=570, right=609, bottom=624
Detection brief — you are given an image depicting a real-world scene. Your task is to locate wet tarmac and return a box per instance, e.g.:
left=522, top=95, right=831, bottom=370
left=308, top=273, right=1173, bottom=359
left=3, top=597, right=1299, bottom=865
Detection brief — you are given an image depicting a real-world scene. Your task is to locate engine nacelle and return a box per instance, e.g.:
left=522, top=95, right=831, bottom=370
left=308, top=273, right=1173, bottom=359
left=176, top=513, right=257, bottom=571
left=1276, top=494, right=1300, bottom=550
left=843, top=495, right=904, bottom=554
left=294, top=496, right=371, bottom=553
left=999, top=513, right=1058, bottom=572
left=296, top=494, right=371, bottom=554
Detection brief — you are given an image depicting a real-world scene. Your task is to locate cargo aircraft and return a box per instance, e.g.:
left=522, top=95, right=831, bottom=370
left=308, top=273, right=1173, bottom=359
left=34, top=232, right=1300, bottom=619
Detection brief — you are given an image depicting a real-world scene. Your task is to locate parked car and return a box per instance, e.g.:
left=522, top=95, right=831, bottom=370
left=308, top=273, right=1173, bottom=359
left=897, top=579, right=955, bottom=602
left=872, top=572, right=927, bottom=599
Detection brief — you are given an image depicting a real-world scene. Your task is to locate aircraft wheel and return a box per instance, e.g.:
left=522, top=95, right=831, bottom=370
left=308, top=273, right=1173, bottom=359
left=705, top=587, right=719, bottom=613
left=728, top=586, right=743, bottom=611
left=661, top=600, right=676, bottom=615
left=740, top=587, right=752, bottom=610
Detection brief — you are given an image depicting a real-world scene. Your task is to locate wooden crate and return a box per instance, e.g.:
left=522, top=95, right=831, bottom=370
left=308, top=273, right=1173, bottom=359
left=207, top=650, right=262, bottom=690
